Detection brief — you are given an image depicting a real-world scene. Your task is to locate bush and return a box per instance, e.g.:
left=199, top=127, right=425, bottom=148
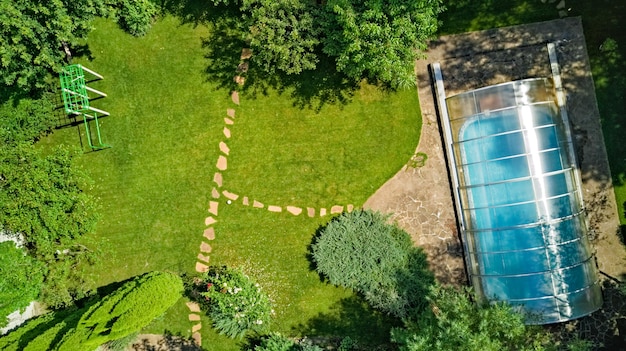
left=391, top=285, right=550, bottom=351
left=200, top=266, right=272, bottom=339
left=55, top=271, right=183, bottom=350
left=0, top=242, right=45, bottom=328
left=248, top=333, right=323, bottom=351
left=1, top=271, right=182, bottom=350
left=0, top=94, right=55, bottom=144
left=117, top=0, right=157, bottom=36
left=311, top=210, right=434, bottom=320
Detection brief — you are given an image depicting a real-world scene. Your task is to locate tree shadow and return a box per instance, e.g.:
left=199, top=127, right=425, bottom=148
left=200, top=18, right=358, bottom=112
left=131, top=330, right=201, bottom=351
left=438, top=0, right=558, bottom=35
left=291, top=295, right=401, bottom=348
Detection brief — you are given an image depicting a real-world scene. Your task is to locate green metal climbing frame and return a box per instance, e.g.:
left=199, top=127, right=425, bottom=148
left=60, top=64, right=110, bottom=150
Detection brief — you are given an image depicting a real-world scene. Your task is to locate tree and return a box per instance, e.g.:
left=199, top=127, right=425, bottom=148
left=116, top=0, right=157, bottom=37
left=391, top=285, right=551, bottom=351
left=311, top=210, right=434, bottom=320
left=243, top=0, right=321, bottom=74
left=0, top=94, right=55, bottom=144
left=0, top=242, right=45, bottom=328
left=0, top=142, right=99, bottom=308
left=320, top=0, right=442, bottom=88
left=0, top=271, right=184, bottom=351
left=0, top=0, right=106, bottom=90
left=0, top=143, right=98, bottom=257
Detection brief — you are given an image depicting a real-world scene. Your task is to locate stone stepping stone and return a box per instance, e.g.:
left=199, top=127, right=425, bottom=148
left=224, top=117, right=234, bottom=125
left=205, top=216, right=217, bottom=226
left=223, top=127, right=231, bottom=139
left=189, top=314, right=201, bottom=321
left=286, top=206, right=302, bottom=215
left=253, top=200, right=264, bottom=208
left=216, top=155, right=227, bottom=171
left=208, top=201, right=219, bottom=216
left=241, top=48, right=252, bottom=60
left=307, top=207, right=315, bottom=217
left=319, top=208, right=327, bottom=217
left=231, top=91, right=240, bottom=105
left=195, top=262, right=209, bottom=272
left=347, top=204, right=354, bottom=212
left=213, top=173, right=223, bottom=188
left=192, top=332, right=202, bottom=346
left=192, top=323, right=202, bottom=333
left=211, top=187, right=220, bottom=199
left=227, top=108, right=235, bottom=118
left=234, top=76, right=245, bottom=85
left=237, top=62, right=249, bottom=73
left=186, top=302, right=201, bottom=313
left=197, top=253, right=210, bottom=263
left=222, top=190, right=239, bottom=201
left=243, top=196, right=249, bottom=206
left=203, top=227, right=215, bottom=240
left=330, top=205, right=344, bottom=214
left=556, top=0, right=565, bottom=9
left=219, top=141, right=230, bottom=155
left=200, top=242, right=212, bottom=253
left=268, top=205, right=282, bottom=212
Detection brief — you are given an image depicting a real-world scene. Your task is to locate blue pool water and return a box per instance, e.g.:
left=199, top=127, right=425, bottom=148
left=458, top=106, right=599, bottom=322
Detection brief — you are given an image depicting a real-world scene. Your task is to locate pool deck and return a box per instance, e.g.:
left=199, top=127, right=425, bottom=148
left=365, top=17, right=625, bottom=285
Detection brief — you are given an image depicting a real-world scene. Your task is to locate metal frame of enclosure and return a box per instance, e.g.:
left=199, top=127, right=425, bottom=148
left=431, top=44, right=602, bottom=324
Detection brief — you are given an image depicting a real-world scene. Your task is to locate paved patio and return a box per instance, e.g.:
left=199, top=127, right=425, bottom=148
left=365, top=17, right=625, bottom=285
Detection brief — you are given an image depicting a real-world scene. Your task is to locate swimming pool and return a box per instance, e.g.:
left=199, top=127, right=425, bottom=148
left=441, top=78, right=602, bottom=324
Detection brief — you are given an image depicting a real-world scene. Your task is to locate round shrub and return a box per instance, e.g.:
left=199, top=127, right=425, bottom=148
left=201, top=266, right=272, bottom=339
left=311, top=210, right=434, bottom=320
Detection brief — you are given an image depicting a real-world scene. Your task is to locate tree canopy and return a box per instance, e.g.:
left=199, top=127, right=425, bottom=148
left=321, top=0, right=443, bottom=88
left=0, top=271, right=183, bottom=351
left=0, top=242, right=45, bottom=328
left=391, top=286, right=551, bottom=351
left=312, top=210, right=434, bottom=320
left=210, top=0, right=442, bottom=88
left=0, top=0, right=105, bottom=90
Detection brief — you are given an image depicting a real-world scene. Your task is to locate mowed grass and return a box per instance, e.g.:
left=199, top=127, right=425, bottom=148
left=439, top=1, right=626, bottom=229
left=40, top=12, right=420, bottom=350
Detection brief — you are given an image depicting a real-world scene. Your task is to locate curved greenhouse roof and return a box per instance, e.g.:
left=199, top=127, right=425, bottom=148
left=435, top=74, right=602, bottom=324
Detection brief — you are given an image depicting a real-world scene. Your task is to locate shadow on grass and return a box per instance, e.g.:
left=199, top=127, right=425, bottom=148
left=131, top=330, right=201, bottom=351
left=291, top=295, right=401, bottom=348
left=200, top=20, right=358, bottom=112
left=156, top=0, right=358, bottom=111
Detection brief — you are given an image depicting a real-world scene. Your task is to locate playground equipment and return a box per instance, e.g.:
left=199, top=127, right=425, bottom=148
left=59, top=64, right=110, bottom=150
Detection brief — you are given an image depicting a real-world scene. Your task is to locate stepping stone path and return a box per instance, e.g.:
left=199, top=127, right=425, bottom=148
left=268, top=205, right=282, bottom=213
left=190, top=47, right=356, bottom=348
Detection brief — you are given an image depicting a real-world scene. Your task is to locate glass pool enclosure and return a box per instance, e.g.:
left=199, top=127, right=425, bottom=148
left=433, top=72, right=603, bottom=324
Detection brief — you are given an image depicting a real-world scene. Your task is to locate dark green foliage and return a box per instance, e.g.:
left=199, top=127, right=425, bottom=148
left=243, top=0, right=321, bottom=74
left=321, top=0, right=443, bottom=88
left=0, top=271, right=182, bottom=350
left=391, top=286, right=550, bottom=351
left=117, top=0, right=157, bottom=36
left=208, top=0, right=441, bottom=87
left=0, top=242, right=45, bottom=328
left=0, top=94, right=55, bottom=144
left=0, top=0, right=105, bottom=90
left=0, top=143, right=98, bottom=256
left=200, top=266, right=272, bottom=339
left=0, top=141, right=99, bottom=308
left=312, top=210, right=434, bottom=320
left=248, top=333, right=323, bottom=351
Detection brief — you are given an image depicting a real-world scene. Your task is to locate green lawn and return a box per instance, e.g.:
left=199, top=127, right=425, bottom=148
left=40, top=12, right=419, bottom=350
left=439, top=0, right=626, bottom=232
